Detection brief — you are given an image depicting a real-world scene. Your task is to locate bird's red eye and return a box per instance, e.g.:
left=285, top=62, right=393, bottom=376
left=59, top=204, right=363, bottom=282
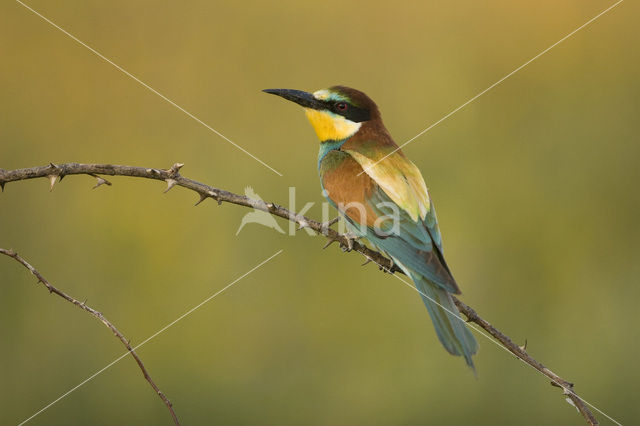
left=336, top=102, right=348, bottom=111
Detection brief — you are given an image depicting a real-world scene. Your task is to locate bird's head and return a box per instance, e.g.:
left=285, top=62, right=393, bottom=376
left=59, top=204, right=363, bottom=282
left=263, top=86, right=379, bottom=142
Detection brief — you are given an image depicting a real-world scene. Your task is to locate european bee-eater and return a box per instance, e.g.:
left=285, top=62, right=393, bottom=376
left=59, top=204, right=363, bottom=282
left=264, top=86, right=478, bottom=368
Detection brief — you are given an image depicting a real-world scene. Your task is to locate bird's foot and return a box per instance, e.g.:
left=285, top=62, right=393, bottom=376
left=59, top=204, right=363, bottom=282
left=340, top=232, right=360, bottom=252
left=379, top=257, right=395, bottom=274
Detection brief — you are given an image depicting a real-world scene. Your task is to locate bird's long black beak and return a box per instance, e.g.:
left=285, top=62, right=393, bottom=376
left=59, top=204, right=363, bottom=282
left=262, top=88, right=324, bottom=110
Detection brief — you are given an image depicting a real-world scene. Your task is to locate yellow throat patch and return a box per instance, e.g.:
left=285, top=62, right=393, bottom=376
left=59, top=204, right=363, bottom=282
left=304, top=108, right=361, bottom=142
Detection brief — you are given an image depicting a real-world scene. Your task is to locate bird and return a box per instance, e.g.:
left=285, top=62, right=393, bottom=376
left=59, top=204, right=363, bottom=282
left=263, top=85, right=478, bottom=368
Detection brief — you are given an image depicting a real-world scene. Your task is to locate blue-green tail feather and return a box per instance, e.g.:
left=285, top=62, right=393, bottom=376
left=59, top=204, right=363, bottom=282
left=412, top=273, right=478, bottom=370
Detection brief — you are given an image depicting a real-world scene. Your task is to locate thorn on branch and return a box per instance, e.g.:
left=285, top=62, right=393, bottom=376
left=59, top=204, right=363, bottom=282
left=565, top=397, right=580, bottom=413
left=320, top=216, right=340, bottom=232
left=519, top=339, right=528, bottom=352
left=194, top=193, right=208, bottom=206
left=92, top=176, right=112, bottom=189
left=0, top=181, right=5, bottom=192
left=164, top=179, right=177, bottom=193
left=47, top=174, right=58, bottom=192
left=361, top=258, right=373, bottom=266
left=167, top=163, right=184, bottom=177
left=323, top=235, right=339, bottom=249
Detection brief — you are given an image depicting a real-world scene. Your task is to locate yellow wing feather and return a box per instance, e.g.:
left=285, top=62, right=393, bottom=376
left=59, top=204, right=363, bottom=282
left=344, top=149, right=430, bottom=222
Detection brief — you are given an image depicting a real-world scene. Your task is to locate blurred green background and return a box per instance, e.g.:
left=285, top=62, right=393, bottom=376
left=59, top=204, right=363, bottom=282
left=1, top=1, right=638, bottom=424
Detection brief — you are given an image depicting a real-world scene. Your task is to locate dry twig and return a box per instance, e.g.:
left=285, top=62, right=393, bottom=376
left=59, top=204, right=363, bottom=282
left=0, top=248, right=180, bottom=426
left=0, top=162, right=600, bottom=425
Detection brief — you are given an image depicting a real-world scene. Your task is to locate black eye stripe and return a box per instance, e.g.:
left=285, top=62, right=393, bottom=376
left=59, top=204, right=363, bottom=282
left=325, top=101, right=371, bottom=123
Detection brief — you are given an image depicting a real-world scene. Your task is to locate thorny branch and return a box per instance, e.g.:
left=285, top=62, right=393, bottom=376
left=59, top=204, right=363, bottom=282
left=0, top=162, right=599, bottom=426
left=0, top=247, right=180, bottom=426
